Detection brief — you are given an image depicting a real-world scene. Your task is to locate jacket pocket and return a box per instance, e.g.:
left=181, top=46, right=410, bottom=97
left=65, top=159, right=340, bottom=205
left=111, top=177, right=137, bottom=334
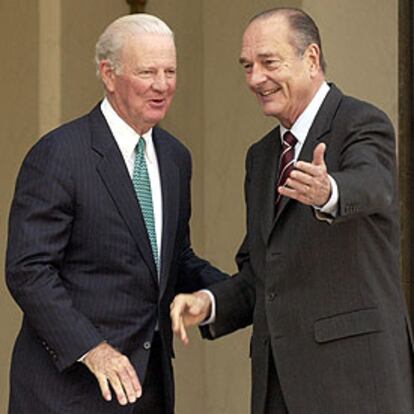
left=314, top=307, right=384, bottom=343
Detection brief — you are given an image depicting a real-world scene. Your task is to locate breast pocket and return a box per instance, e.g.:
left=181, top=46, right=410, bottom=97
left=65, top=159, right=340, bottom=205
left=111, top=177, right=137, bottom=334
left=314, top=307, right=384, bottom=344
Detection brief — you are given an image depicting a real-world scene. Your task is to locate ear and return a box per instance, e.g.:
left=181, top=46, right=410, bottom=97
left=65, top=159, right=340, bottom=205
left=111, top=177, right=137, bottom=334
left=305, top=43, right=321, bottom=76
left=99, top=60, right=116, bottom=93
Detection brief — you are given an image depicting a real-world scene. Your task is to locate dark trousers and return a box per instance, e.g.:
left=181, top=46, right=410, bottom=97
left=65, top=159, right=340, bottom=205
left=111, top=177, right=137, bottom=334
left=133, top=333, right=167, bottom=414
left=264, top=351, right=288, bottom=413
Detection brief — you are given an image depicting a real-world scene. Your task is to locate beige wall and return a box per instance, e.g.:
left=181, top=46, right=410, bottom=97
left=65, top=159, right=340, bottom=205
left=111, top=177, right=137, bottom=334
left=303, top=0, right=398, bottom=126
left=0, top=1, right=398, bottom=413
left=0, top=1, right=39, bottom=409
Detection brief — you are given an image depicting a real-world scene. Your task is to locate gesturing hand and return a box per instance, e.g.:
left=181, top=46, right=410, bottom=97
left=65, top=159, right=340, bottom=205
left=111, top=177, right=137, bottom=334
left=83, top=342, right=141, bottom=406
left=170, top=291, right=212, bottom=345
left=278, top=142, right=331, bottom=207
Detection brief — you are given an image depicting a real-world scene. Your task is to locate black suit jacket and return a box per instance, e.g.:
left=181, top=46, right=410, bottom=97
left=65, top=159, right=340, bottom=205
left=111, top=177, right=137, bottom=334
left=6, top=104, right=226, bottom=414
left=206, top=85, right=414, bottom=414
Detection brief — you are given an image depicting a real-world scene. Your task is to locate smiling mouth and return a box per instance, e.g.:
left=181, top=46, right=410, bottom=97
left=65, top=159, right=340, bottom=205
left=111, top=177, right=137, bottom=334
left=259, top=88, right=279, bottom=97
left=148, top=98, right=167, bottom=108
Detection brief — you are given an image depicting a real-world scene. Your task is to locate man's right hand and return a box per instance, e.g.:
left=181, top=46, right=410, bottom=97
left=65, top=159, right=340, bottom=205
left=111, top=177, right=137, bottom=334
left=82, top=342, right=141, bottom=406
left=170, top=291, right=212, bottom=345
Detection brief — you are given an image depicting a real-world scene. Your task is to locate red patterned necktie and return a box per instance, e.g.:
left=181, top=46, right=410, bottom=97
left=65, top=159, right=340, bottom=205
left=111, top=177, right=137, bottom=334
left=275, top=131, right=297, bottom=205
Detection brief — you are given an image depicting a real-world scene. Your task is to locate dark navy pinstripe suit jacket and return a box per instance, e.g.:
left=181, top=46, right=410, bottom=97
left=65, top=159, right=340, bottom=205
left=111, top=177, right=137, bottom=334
left=6, top=104, right=226, bottom=413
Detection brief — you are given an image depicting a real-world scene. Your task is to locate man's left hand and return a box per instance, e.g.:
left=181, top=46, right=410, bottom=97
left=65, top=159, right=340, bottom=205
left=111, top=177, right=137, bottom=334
left=278, top=143, right=331, bottom=207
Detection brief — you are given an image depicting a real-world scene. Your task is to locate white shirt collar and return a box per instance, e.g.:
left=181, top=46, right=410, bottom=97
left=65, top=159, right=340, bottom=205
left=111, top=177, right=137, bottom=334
left=280, top=81, right=330, bottom=144
left=100, top=98, right=155, bottom=163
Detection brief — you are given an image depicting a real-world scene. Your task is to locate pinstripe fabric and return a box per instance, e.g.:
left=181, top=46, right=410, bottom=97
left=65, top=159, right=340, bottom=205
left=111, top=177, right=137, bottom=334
left=6, top=104, right=227, bottom=414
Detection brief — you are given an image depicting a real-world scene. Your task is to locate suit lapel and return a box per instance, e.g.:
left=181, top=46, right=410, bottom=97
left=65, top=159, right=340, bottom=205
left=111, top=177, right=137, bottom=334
left=258, top=128, right=282, bottom=244
left=269, top=84, right=343, bottom=235
left=153, top=127, right=179, bottom=297
left=88, top=106, right=158, bottom=280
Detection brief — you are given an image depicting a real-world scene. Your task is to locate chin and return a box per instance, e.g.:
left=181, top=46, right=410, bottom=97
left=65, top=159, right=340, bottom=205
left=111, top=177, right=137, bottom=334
left=258, top=100, right=281, bottom=116
left=146, top=112, right=167, bottom=124
left=261, top=107, right=280, bottom=118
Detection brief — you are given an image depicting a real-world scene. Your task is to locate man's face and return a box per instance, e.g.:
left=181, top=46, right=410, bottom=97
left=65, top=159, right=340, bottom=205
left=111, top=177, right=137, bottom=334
left=240, top=16, right=318, bottom=128
left=102, top=33, right=177, bottom=134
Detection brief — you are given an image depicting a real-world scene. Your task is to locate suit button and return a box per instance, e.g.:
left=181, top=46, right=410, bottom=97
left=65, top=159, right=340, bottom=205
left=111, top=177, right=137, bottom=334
left=267, top=292, right=276, bottom=302
left=143, top=341, right=151, bottom=350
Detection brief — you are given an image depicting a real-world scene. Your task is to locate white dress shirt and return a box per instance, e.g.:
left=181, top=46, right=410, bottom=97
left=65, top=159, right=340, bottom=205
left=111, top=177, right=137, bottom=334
left=279, top=81, right=338, bottom=215
left=100, top=98, right=163, bottom=260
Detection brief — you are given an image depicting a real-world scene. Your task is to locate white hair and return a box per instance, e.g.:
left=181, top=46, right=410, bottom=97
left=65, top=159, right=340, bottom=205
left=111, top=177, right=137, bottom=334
left=95, top=13, right=174, bottom=77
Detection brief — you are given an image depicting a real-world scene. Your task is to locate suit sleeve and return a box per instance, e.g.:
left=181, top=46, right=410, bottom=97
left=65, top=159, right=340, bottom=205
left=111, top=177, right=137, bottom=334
left=6, top=138, right=103, bottom=372
left=329, top=104, right=397, bottom=222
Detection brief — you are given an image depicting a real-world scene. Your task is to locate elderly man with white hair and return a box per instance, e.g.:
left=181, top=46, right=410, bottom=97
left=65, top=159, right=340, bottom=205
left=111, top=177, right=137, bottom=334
left=6, top=13, right=226, bottom=414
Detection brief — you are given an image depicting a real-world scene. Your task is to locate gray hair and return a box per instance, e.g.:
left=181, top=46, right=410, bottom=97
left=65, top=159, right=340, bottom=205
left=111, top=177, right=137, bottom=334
left=250, top=8, right=327, bottom=73
left=95, top=13, right=174, bottom=77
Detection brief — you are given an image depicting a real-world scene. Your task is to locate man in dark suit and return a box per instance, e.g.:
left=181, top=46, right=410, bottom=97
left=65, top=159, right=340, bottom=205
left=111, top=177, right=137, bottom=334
left=6, top=13, right=226, bottom=414
left=171, top=7, right=414, bottom=414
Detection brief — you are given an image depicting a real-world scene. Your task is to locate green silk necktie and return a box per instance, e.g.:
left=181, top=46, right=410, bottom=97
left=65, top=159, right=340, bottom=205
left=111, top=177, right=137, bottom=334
left=132, top=137, right=159, bottom=273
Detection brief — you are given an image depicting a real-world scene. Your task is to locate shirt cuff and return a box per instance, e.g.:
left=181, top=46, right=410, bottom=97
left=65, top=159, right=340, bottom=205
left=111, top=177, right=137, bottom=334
left=314, top=175, right=338, bottom=217
left=198, top=289, right=216, bottom=325
left=77, top=352, right=88, bottom=362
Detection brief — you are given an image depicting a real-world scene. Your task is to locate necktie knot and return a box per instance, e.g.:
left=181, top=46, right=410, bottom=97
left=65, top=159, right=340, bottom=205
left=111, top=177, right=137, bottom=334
left=275, top=131, right=297, bottom=207
left=137, top=136, right=145, bottom=152
left=283, top=131, right=297, bottom=148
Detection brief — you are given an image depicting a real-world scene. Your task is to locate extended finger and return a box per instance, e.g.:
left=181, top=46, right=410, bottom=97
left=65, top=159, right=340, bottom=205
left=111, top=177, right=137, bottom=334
left=170, top=296, right=190, bottom=332
left=107, top=372, right=128, bottom=406
left=285, top=177, right=311, bottom=195
left=117, top=372, right=136, bottom=404
left=294, top=161, right=323, bottom=177
left=96, top=373, right=112, bottom=402
left=178, top=315, right=189, bottom=345
left=116, top=359, right=140, bottom=403
left=289, top=170, right=314, bottom=186
left=170, top=303, right=183, bottom=333
left=278, top=186, right=313, bottom=205
left=125, top=362, right=141, bottom=398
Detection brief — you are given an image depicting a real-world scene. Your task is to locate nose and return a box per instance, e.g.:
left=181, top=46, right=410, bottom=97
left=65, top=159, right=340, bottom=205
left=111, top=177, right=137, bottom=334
left=152, top=73, right=169, bottom=92
left=249, top=64, right=266, bottom=87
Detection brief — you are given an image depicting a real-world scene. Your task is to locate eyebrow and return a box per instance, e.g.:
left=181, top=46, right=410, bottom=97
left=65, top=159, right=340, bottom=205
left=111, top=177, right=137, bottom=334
left=239, top=52, right=279, bottom=64
left=258, top=52, right=278, bottom=59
